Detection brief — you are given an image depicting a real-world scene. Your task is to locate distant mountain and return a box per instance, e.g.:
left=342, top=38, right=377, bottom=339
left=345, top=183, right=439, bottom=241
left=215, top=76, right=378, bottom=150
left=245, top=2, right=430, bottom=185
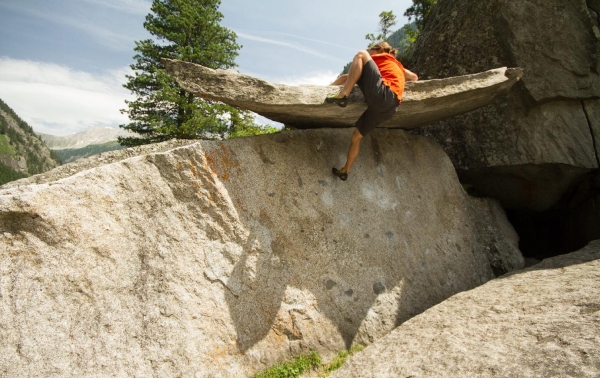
left=39, top=126, right=132, bottom=164
left=52, top=141, right=125, bottom=164
left=39, top=126, right=132, bottom=150
left=0, top=98, right=61, bottom=186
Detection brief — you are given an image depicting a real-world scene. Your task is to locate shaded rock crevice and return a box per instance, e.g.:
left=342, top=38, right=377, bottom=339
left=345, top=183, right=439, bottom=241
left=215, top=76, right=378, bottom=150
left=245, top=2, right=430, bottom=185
left=582, top=99, right=600, bottom=167
left=0, top=209, right=56, bottom=246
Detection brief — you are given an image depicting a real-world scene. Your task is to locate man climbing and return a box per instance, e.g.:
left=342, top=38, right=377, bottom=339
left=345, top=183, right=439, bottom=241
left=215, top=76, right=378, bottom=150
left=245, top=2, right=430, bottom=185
left=326, top=41, right=419, bottom=181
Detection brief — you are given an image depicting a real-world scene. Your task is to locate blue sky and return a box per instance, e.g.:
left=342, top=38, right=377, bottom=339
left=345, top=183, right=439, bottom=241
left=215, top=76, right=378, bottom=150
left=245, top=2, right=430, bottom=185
left=0, top=0, right=413, bottom=135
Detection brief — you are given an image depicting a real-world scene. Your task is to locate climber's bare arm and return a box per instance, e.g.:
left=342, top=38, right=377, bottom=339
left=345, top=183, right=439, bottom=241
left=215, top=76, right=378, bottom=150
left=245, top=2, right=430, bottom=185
left=330, top=74, right=348, bottom=86
left=405, top=69, right=418, bottom=81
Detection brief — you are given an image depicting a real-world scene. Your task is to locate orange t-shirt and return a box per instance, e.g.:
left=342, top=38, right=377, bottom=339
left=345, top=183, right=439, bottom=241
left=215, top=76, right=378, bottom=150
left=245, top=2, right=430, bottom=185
left=371, top=53, right=406, bottom=101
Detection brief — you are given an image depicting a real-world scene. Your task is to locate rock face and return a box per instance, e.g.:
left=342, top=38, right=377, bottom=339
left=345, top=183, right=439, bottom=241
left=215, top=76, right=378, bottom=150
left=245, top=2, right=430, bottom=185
left=163, top=59, right=521, bottom=130
left=331, top=240, right=600, bottom=378
left=0, top=129, right=523, bottom=377
left=414, top=0, right=599, bottom=183
left=408, top=0, right=600, bottom=255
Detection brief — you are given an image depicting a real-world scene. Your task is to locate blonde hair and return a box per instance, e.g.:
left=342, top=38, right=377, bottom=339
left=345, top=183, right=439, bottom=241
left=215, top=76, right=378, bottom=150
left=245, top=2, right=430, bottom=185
left=370, top=41, right=397, bottom=56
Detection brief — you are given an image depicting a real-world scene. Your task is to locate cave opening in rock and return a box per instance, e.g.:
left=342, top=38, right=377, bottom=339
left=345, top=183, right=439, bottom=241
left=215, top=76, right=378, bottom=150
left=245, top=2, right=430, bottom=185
left=505, top=208, right=581, bottom=261
left=506, top=171, right=600, bottom=261
left=461, top=169, right=600, bottom=262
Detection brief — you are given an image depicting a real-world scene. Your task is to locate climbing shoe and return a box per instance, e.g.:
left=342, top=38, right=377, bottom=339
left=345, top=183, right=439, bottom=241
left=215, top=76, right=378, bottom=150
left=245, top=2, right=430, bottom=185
left=325, top=94, right=349, bottom=108
left=332, top=167, right=348, bottom=181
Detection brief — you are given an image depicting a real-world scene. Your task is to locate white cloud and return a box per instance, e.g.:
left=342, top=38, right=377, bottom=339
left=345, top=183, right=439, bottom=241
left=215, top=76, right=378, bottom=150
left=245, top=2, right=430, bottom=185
left=236, top=29, right=354, bottom=52
left=0, top=58, right=335, bottom=137
left=236, top=32, right=345, bottom=62
left=80, top=0, right=151, bottom=15
left=276, top=71, right=339, bottom=86
left=274, top=32, right=355, bottom=51
left=0, top=58, right=133, bottom=136
left=236, top=67, right=339, bottom=87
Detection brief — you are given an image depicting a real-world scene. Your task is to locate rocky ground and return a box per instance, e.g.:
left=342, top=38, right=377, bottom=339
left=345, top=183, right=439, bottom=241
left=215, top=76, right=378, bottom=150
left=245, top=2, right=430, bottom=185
left=332, top=240, right=600, bottom=378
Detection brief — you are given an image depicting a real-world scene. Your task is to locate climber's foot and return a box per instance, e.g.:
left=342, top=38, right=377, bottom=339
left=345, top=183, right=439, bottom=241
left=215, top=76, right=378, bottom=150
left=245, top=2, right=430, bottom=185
left=332, top=167, right=348, bottom=181
left=325, top=94, right=349, bottom=108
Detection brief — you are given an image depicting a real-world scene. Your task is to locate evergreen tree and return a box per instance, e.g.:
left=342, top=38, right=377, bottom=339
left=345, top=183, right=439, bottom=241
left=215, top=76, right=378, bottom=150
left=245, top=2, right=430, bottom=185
left=120, top=0, right=270, bottom=146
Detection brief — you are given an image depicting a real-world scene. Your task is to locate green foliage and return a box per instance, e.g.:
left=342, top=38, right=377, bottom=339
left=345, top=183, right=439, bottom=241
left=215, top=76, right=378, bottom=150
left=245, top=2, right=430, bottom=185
left=121, top=0, right=271, bottom=146
left=229, top=123, right=279, bottom=139
left=396, top=23, right=419, bottom=62
left=317, top=344, right=365, bottom=377
left=0, top=111, right=7, bottom=135
left=50, top=149, right=62, bottom=164
left=341, top=10, right=400, bottom=75
left=384, top=22, right=418, bottom=62
left=0, top=98, right=61, bottom=176
left=365, top=10, right=398, bottom=47
left=339, top=11, right=412, bottom=74
left=0, top=98, right=35, bottom=135
left=0, top=134, right=17, bottom=156
left=252, top=345, right=366, bottom=378
left=0, top=162, right=27, bottom=186
left=253, top=350, right=322, bottom=378
left=0, top=110, right=25, bottom=147
left=340, top=61, right=352, bottom=75
left=223, top=106, right=279, bottom=139
left=353, top=1, right=436, bottom=68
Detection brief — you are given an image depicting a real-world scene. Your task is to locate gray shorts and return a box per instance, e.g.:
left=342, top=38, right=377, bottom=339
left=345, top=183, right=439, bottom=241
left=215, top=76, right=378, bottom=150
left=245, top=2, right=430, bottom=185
left=355, top=59, right=398, bottom=136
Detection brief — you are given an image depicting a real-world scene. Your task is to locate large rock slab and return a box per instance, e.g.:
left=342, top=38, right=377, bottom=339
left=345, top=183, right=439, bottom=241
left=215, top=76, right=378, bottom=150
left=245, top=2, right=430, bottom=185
left=332, top=240, right=600, bottom=378
left=0, top=129, right=523, bottom=377
left=163, top=58, right=521, bottom=130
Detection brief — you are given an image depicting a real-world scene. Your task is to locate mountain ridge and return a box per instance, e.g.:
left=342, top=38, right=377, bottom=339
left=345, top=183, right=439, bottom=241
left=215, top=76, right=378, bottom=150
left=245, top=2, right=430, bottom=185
left=0, top=98, right=60, bottom=185
left=38, top=125, right=133, bottom=150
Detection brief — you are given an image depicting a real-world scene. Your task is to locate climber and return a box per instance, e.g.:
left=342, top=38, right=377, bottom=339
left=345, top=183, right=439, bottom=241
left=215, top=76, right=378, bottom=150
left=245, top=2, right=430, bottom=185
left=327, top=41, right=418, bottom=181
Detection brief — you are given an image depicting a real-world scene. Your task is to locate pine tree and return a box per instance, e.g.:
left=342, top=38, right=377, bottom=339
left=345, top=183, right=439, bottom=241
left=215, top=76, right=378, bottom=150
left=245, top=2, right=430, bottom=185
left=120, top=0, right=269, bottom=146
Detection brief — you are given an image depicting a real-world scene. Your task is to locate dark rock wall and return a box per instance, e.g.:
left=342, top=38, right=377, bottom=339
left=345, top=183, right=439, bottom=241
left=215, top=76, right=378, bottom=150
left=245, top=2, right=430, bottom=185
left=409, top=0, right=600, bottom=256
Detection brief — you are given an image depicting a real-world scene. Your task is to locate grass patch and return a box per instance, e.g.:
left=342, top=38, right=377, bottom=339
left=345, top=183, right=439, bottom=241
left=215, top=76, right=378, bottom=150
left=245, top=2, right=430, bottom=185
left=0, top=162, right=27, bottom=186
left=253, top=350, right=321, bottom=378
left=317, top=344, right=365, bottom=377
left=252, top=345, right=365, bottom=378
left=0, top=134, right=16, bottom=156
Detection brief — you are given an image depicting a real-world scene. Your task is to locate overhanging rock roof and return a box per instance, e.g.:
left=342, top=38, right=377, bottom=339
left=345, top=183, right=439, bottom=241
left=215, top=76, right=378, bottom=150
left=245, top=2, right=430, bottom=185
left=163, top=58, right=522, bottom=129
